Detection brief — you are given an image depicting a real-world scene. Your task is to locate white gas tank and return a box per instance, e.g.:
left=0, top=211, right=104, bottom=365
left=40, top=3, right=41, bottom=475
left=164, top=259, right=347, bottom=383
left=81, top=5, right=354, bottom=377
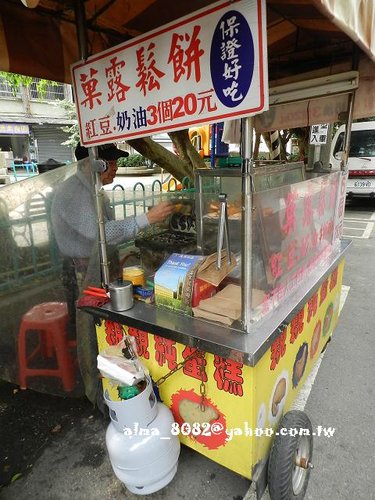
left=104, top=377, right=180, bottom=495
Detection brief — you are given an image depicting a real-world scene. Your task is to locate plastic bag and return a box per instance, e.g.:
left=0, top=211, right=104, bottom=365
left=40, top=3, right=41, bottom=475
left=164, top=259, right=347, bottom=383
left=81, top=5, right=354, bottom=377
left=97, top=337, right=147, bottom=386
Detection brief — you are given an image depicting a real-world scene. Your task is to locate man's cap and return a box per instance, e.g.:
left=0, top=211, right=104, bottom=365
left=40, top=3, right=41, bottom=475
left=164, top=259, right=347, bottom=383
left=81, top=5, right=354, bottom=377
left=75, top=142, right=129, bottom=161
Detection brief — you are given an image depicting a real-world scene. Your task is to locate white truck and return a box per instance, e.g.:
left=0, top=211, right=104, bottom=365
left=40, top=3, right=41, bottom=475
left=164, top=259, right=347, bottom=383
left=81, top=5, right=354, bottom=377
left=330, top=121, right=375, bottom=198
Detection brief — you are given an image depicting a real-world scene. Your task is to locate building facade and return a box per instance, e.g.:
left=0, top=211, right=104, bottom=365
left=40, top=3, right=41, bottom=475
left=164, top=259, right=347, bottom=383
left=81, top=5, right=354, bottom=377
left=0, top=76, right=75, bottom=165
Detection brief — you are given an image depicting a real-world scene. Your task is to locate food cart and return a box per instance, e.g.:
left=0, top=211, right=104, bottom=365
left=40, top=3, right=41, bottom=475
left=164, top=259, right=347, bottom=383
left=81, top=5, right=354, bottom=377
left=0, top=0, right=375, bottom=498
left=90, top=170, right=348, bottom=498
left=66, top=1, right=365, bottom=498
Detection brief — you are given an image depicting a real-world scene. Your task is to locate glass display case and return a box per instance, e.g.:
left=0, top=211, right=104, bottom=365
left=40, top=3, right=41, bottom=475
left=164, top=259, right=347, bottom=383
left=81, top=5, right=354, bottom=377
left=195, top=162, right=306, bottom=256
left=195, top=168, right=242, bottom=257
left=195, top=167, right=341, bottom=324
left=194, top=167, right=267, bottom=318
left=252, top=161, right=305, bottom=191
left=251, top=171, right=340, bottom=320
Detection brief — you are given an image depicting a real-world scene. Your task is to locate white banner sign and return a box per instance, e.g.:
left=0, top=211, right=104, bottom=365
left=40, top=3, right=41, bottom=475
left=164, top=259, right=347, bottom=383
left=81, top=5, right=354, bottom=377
left=309, top=123, right=329, bottom=145
left=71, top=0, right=268, bottom=146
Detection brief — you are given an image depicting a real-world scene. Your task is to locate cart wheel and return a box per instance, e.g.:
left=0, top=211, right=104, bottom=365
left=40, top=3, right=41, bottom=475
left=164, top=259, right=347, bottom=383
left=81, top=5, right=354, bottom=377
left=268, top=410, right=313, bottom=500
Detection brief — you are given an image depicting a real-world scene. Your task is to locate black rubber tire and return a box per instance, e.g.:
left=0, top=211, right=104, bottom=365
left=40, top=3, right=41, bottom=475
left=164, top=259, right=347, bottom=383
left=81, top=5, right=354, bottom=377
left=268, top=410, right=313, bottom=500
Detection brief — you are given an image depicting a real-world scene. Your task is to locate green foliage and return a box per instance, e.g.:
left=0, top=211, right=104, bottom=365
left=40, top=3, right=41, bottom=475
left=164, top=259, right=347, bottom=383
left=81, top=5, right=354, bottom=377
left=257, top=152, right=270, bottom=161
left=59, top=100, right=79, bottom=148
left=0, top=71, right=57, bottom=98
left=0, top=71, right=77, bottom=149
left=286, top=152, right=301, bottom=162
left=117, top=154, right=148, bottom=168
left=0, top=72, right=32, bottom=96
left=35, top=78, right=58, bottom=98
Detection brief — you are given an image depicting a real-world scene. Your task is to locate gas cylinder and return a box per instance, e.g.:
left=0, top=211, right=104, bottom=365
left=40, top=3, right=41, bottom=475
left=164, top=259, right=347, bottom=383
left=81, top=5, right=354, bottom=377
left=104, top=377, right=180, bottom=495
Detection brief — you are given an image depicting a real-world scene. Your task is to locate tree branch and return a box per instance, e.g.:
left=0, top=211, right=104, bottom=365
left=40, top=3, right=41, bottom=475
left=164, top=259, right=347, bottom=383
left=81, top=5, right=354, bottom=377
left=126, top=136, right=195, bottom=181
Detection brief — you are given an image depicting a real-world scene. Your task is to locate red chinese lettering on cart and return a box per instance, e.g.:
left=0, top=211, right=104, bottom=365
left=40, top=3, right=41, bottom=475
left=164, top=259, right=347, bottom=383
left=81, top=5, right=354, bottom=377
left=127, top=327, right=150, bottom=359
left=154, top=336, right=177, bottom=370
left=307, top=292, right=318, bottom=323
left=182, top=346, right=207, bottom=381
left=270, top=328, right=287, bottom=370
left=213, top=355, right=244, bottom=397
left=290, top=309, right=304, bottom=344
left=104, top=320, right=124, bottom=346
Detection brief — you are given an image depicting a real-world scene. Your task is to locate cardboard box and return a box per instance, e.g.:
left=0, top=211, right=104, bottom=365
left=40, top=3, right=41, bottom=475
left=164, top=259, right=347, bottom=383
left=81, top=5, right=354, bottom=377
left=154, top=253, right=204, bottom=315
left=191, top=278, right=217, bottom=307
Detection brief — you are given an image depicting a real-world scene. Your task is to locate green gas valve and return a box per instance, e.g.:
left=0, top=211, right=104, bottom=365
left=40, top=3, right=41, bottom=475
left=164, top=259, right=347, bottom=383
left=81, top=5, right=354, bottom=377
left=118, top=385, right=140, bottom=400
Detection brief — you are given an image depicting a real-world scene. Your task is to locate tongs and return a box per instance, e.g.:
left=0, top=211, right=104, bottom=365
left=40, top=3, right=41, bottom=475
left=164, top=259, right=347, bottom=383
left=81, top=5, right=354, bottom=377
left=216, top=193, right=232, bottom=270
left=83, top=286, right=109, bottom=298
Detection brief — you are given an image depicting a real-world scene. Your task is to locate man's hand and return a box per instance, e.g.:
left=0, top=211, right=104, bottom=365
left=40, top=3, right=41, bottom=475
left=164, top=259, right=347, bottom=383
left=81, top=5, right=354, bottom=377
left=146, top=201, right=175, bottom=224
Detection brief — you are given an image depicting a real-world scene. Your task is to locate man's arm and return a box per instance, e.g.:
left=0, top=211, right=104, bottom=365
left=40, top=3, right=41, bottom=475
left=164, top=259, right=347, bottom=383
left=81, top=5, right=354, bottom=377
left=53, top=178, right=174, bottom=251
left=103, top=201, right=174, bottom=245
left=104, top=213, right=149, bottom=245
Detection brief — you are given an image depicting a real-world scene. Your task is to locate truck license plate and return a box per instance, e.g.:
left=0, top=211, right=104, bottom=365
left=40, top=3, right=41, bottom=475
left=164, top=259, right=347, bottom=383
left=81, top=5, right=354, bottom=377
left=354, top=180, right=373, bottom=188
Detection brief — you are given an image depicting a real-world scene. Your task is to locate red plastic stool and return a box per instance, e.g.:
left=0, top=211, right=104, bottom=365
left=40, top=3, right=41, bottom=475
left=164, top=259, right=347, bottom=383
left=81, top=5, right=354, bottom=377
left=18, top=302, right=76, bottom=391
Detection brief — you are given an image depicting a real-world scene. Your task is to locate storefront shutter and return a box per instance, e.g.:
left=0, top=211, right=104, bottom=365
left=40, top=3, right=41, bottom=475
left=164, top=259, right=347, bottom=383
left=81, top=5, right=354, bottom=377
left=32, top=125, right=73, bottom=164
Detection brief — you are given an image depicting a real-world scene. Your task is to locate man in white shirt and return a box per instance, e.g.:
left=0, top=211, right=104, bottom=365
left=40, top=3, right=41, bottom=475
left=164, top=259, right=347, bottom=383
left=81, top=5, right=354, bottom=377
left=51, top=142, right=174, bottom=408
left=52, top=142, right=173, bottom=267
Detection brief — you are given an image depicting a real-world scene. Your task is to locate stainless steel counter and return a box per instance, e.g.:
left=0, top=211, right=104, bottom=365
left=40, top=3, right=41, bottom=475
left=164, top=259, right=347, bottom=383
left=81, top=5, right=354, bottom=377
left=82, top=239, right=351, bottom=366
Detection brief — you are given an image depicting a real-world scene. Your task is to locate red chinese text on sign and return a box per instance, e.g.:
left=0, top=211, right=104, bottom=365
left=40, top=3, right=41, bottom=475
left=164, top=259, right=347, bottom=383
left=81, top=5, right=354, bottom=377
left=99, top=116, right=111, bottom=136
left=269, top=252, right=283, bottom=279
left=329, top=267, right=338, bottom=291
left=168, top=25, right=204, bottom=83
left=136, top=42, right=166, bottom=96
left=85, top=119, right=97, bottom=139
left=80, top=68, right=102, bottom=110
left=287, top=240, right=298, bottom=270
left=282, top=192, right=297, bottom=235
left=72, top=0, right=268, bottom=145
left=319, top=278, right=329, bottom=305
left=105, top=57, right=130, bottom=103
left=303, top=191, right=313, bottom=227
left=317, top=187, right=326, bottom=217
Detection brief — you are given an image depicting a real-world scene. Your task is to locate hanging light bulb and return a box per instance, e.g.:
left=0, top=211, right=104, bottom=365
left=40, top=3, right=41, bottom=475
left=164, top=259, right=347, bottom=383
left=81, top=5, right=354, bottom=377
left=20, top=0, right=40, bottom=8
